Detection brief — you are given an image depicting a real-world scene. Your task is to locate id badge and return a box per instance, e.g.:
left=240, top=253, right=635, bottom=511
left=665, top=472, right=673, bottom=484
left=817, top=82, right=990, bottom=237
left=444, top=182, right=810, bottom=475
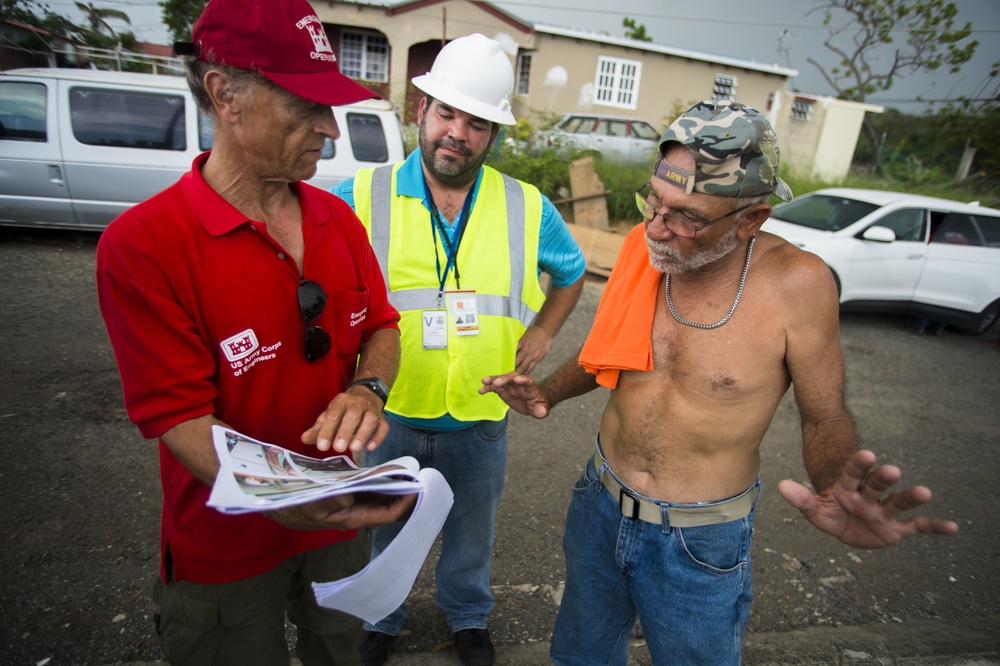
left=422, top=309, right=448, bottom=349
left=446, top=289, right=479, bottom=336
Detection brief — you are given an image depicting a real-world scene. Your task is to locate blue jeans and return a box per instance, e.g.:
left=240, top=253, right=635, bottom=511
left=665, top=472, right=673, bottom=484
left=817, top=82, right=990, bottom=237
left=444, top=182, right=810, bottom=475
left=363, top=413, right=508, bottom=635
left=551, top=455, right=758, bottom=666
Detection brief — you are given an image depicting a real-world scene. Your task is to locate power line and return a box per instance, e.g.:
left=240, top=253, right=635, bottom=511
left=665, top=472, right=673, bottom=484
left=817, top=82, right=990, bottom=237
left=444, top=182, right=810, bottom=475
left=492, top=1, right=1000, bottom=34
left=868, top=98, right=997, bottom=103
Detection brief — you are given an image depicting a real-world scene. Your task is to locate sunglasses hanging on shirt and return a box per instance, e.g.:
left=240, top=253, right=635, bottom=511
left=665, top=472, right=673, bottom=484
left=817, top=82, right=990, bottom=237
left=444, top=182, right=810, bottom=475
left=298, top=278, right=331, bottom=363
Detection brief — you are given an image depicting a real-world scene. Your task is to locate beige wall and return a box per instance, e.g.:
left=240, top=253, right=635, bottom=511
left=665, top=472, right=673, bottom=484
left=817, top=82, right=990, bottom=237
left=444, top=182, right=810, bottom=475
left=813, top=100, right=875, bottom=181
left=517, top=33, right=788, bottom=131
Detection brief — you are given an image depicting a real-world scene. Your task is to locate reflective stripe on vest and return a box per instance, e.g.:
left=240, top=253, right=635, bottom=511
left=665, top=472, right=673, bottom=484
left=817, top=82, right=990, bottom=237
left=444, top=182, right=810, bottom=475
left=368, top=164, right=538, bottom=326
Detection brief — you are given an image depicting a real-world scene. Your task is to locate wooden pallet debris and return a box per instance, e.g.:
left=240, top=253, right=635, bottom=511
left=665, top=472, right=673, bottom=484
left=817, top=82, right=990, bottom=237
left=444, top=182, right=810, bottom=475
left=566, top=224, right=626, bottom=278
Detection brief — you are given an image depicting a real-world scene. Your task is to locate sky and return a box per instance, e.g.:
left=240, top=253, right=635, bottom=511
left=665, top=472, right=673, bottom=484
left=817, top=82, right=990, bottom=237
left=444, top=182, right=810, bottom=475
left=42, top=0, right=1000, bottom=111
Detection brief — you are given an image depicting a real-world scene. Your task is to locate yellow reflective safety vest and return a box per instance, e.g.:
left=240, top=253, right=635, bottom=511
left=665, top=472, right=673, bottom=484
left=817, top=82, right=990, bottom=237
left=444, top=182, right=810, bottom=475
left=353, top=162, right=545, bottom=422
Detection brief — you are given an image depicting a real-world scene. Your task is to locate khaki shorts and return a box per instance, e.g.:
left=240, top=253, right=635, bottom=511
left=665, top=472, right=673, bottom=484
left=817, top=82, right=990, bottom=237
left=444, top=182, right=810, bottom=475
left=153, top=533, right=371, bottom=666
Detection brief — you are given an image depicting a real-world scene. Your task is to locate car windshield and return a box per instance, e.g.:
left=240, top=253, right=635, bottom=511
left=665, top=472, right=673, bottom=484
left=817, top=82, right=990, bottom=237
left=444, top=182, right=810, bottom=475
left=770, top=194, right=880, bottom=231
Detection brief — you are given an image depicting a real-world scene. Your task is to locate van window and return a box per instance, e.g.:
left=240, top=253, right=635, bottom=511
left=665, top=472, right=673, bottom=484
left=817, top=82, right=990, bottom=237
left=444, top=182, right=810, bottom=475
left=198, top=110, right=214, bottom=152
left=346, top=112, right=388, bottom=162
left=0, top=82, right=47, bottom=142
left=70, top=87, right=186, bottom=151
left=321, top=138, right=336, bottom=160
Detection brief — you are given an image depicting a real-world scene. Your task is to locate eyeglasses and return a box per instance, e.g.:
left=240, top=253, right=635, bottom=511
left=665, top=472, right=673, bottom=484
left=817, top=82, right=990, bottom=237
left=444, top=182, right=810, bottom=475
left=298, top=278, right=331, bottom=363
left=633, top=183, right=755, bottom=237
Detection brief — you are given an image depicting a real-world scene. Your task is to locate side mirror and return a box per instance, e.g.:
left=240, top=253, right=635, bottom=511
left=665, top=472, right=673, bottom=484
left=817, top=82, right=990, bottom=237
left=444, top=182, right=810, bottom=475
left=861, top=225, right=896, bottom=243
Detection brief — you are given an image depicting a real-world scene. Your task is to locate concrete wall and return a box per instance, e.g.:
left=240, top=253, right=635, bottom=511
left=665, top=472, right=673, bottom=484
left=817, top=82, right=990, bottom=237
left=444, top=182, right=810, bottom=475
left=770, top=91, right=882, bottom=183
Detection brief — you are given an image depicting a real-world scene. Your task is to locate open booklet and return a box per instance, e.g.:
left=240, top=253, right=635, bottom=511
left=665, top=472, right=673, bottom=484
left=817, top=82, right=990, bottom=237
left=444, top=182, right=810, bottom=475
left=207, top=426, right=423, bottom=513
left=207, top=425, right=454, bottom=624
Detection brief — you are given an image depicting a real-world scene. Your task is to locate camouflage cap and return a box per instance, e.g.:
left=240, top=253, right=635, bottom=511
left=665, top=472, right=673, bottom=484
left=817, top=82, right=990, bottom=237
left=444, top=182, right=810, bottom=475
left=656, top=100, right=792, bottom=201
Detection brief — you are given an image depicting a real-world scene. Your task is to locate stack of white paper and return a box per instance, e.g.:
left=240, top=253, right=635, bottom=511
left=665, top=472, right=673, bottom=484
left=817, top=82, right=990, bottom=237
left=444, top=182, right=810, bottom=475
left=207, top=425, right=454, bottom=623
left=208, top=426, right=425, bottom=513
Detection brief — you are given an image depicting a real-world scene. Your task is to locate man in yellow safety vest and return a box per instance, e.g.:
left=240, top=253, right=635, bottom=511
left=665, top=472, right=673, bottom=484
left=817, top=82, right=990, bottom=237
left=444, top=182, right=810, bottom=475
left=332, top=33, right=586, bottom=666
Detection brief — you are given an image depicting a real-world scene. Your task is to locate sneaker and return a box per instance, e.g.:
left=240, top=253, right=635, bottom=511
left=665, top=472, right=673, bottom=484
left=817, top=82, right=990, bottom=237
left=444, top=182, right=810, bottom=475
left=454, top=628, right=495, bottom=666
left=359, top=630, right=394, bottom=666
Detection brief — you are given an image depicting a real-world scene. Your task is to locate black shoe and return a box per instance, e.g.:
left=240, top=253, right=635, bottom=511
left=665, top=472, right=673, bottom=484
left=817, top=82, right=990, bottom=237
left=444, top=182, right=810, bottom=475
left=359, top=630, right=394, bottom=666
left=454, top=628, right=495, bottom=666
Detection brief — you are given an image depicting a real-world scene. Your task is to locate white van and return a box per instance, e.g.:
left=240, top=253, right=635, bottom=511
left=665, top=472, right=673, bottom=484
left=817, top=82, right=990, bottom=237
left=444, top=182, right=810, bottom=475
left=0, top=67, right=405, bottom=231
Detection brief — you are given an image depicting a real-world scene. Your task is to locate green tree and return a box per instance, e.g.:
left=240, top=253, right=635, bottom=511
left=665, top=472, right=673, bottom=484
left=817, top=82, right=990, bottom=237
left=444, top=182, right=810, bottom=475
left=808, top=0, right=979, bottom=172
left=160, top=0, right=206, bottom=44
left=622, top=17, right=652, bottom=42
left=73, top=1, right=130, bottom=38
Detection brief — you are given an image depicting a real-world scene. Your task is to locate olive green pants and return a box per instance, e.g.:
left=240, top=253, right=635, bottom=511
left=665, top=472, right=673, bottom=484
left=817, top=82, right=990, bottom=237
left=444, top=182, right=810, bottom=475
left=153, top=534, right=370, bottom=666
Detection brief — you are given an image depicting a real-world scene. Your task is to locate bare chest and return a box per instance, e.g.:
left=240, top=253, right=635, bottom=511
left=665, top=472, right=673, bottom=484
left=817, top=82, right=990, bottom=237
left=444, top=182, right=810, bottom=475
left=648, top=277, right=788, bottom=394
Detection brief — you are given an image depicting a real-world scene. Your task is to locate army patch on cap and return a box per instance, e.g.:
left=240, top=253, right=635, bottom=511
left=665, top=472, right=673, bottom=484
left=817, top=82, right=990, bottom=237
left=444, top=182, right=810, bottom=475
left=652, top=158, right=695, bottom=194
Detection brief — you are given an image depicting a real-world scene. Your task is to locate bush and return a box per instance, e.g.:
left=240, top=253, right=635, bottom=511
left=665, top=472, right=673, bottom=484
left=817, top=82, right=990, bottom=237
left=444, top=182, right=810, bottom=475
left=487, top=147, right=649, bottom=225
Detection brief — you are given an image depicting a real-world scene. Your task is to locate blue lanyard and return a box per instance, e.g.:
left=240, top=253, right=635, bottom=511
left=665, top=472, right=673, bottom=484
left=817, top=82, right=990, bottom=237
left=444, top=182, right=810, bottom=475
left=428, top=186, right=474, bottom=306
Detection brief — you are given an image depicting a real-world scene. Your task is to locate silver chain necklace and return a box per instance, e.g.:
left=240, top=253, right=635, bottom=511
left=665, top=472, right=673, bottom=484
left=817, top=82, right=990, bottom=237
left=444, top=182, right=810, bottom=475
left=665, top=234, right=756, bottom=330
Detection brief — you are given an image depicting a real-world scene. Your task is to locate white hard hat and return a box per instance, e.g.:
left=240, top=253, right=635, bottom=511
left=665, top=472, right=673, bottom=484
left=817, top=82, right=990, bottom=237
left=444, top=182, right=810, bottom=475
left=412, top=33, right=516, bottom=125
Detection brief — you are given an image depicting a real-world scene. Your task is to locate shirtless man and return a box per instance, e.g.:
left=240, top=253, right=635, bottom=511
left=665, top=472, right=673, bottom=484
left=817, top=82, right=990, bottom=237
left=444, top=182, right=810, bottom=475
left=480, top=100, right=959, bottom=665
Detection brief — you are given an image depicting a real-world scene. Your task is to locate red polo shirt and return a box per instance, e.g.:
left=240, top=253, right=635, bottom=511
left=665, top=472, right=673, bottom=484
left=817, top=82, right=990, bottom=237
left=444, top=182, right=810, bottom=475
left=96, top=153, right=399, bottom=584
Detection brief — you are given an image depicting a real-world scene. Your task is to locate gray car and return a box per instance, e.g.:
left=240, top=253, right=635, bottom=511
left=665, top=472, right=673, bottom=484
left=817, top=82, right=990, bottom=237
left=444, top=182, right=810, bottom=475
left=535, top=113, right=660, bottom=165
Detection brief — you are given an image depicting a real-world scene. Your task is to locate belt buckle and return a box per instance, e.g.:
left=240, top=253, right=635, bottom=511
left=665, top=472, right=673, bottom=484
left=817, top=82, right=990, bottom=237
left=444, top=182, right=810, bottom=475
left=618, top=488, right=640, bottom=521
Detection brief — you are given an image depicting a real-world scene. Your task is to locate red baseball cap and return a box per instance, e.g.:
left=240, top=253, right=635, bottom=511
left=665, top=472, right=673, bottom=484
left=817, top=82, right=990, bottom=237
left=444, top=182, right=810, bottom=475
left=175, top=0, right=379, bottom=106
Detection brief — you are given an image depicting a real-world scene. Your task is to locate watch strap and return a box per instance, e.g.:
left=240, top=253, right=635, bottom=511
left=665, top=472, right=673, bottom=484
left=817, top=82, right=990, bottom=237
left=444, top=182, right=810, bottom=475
left=348, top=377, right=389, bottom=405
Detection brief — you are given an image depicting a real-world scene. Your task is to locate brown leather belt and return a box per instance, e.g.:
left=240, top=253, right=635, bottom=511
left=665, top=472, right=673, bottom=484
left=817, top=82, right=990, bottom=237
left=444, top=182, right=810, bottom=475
left=593, top=450, right=760, bottom=528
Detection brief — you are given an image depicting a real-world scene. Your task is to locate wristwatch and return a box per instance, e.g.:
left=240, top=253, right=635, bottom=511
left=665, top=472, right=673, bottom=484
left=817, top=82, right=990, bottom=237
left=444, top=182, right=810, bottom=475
left=348, top=377, right=389, bottom=405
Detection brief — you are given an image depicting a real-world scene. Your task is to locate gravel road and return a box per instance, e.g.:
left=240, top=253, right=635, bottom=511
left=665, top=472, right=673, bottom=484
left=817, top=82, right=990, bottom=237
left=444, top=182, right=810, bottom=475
left=1, top=227, right=998, bottom=666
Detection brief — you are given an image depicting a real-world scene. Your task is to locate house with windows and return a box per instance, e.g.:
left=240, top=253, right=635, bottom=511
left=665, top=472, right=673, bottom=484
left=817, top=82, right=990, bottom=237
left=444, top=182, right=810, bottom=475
left=309, top=0, right=794, bottom=128
left=310, top=0, right=878, bottom=180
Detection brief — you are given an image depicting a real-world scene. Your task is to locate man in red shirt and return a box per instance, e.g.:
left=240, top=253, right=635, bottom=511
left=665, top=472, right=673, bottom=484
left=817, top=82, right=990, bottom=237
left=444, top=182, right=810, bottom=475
left=95, top=0, right=414, bottom=662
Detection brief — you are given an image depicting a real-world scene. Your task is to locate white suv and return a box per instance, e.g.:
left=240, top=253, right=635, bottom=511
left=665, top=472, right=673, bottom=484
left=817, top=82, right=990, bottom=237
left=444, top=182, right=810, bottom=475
left=761, top=188, right=1000, bottom=333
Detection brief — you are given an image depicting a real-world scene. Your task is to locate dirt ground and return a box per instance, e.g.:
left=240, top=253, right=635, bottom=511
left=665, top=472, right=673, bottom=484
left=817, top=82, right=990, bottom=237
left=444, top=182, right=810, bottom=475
left=1, top=227, right=999, bottom=666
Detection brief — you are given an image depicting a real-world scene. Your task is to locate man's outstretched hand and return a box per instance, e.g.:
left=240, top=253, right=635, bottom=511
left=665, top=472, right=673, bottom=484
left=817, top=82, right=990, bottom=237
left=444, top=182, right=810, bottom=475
left=778, top=449, right=959, bottom=549
left=480, top=372, right=550, bottom=419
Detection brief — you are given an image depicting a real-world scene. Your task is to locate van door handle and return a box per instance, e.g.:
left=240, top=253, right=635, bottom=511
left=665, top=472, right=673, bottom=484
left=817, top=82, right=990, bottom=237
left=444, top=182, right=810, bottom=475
left=48, top=164, right=65, bottom=187
left=907, top=253, right=924, bottom=260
